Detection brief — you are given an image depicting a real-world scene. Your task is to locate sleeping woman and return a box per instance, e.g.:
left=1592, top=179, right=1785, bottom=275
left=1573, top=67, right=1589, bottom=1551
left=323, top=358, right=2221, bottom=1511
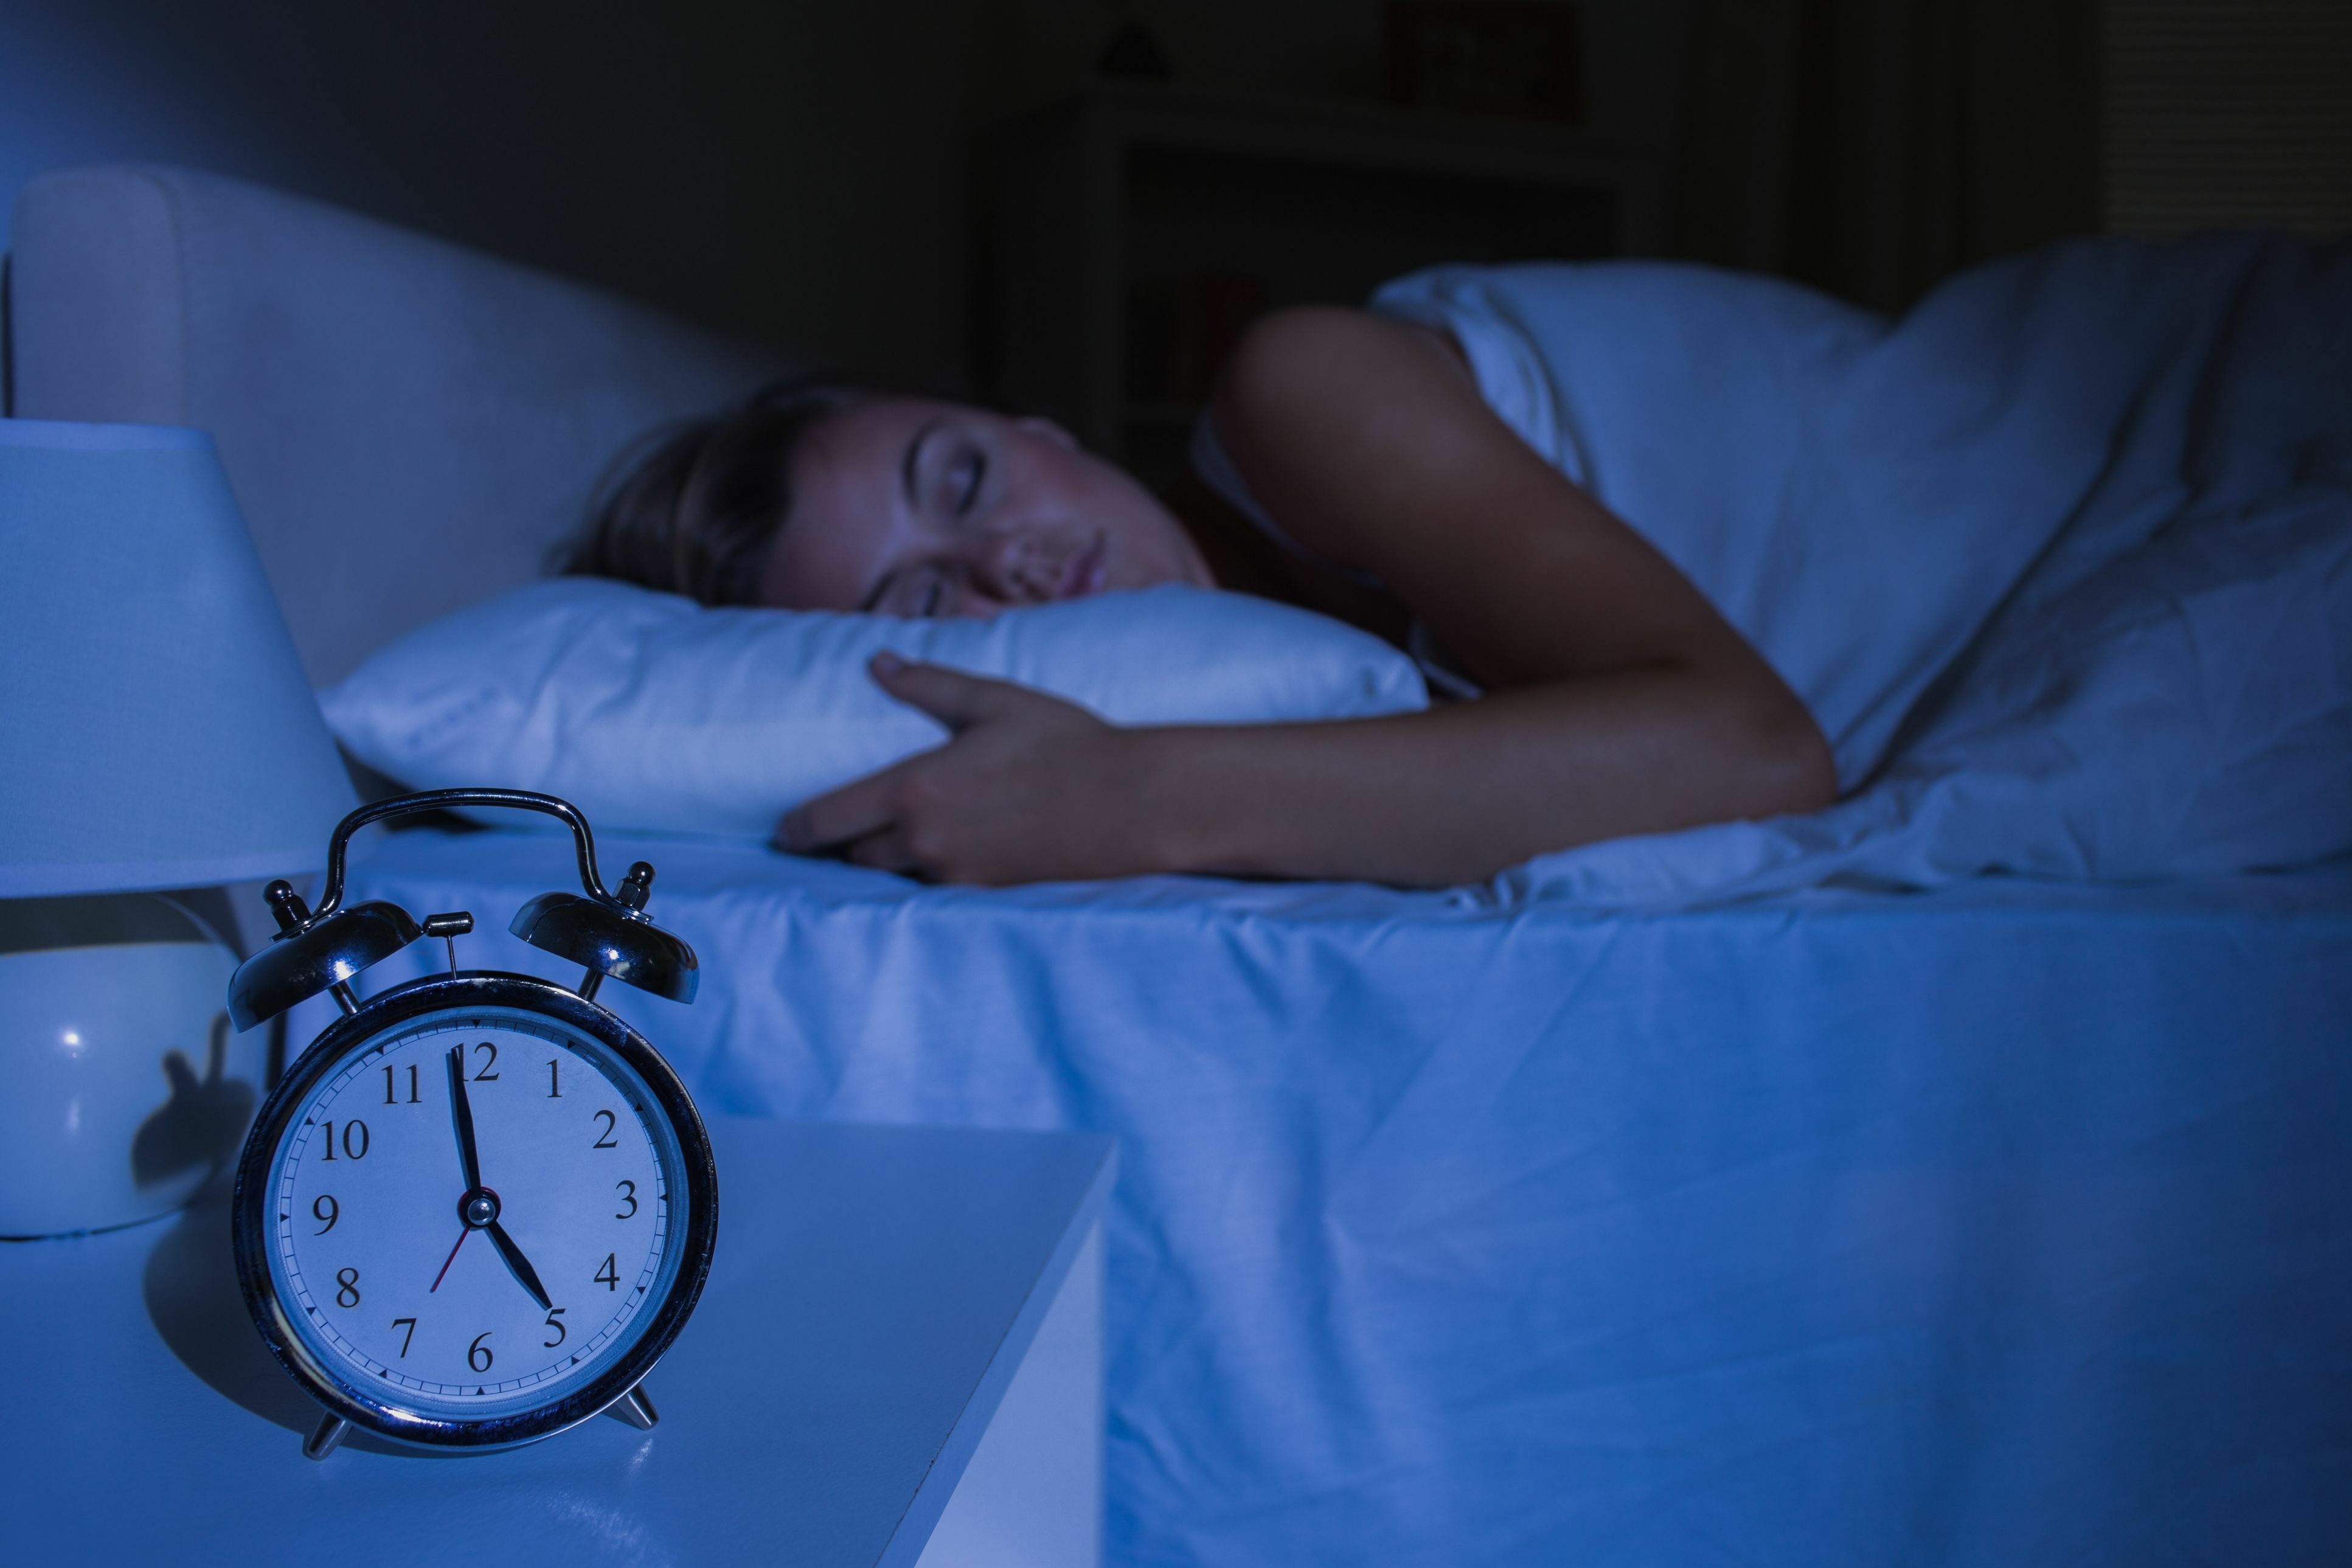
left=569, top=283, right=1838, bottom=887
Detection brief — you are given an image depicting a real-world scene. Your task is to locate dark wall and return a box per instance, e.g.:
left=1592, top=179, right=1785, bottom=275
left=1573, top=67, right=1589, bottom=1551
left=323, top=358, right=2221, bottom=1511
left=0, top=0, right=990, bottom=385
left=4, top=0, right=2112, bottom=388
left=1777, top=0, right=2102, bottom=312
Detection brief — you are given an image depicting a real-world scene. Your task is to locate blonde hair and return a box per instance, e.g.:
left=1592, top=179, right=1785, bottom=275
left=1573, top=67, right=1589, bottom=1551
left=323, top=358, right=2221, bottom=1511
left=566, top=375, right=872, bottom=605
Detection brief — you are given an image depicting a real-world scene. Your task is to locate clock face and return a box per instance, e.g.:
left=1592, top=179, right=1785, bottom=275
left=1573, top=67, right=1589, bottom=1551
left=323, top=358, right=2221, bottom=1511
left=257, top=997, right=694, bottom=1429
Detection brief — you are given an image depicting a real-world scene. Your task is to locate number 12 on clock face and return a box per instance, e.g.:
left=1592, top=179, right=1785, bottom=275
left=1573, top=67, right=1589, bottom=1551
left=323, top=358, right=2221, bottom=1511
left=266, top=1006, right=685, bottom=1419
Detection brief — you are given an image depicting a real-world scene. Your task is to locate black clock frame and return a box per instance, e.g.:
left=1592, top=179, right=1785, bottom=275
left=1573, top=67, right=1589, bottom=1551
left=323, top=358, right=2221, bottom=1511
left=232, top=970, right=720, bottom=1452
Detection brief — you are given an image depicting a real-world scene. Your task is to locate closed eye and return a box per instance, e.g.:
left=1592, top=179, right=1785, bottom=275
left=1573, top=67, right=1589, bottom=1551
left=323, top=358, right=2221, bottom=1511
left=949, top=448, right=987, bottom=515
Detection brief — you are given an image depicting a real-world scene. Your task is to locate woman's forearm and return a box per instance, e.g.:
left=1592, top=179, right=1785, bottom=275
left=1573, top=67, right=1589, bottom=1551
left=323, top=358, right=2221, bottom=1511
left=784, top=654, right=1833, bottom=888
left=1137, top=667, right=1834, bottom=887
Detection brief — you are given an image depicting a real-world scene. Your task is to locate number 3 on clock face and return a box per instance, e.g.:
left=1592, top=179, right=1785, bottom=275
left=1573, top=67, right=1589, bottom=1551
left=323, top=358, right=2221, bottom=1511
left=262, top=1003, right=687, bottom=1423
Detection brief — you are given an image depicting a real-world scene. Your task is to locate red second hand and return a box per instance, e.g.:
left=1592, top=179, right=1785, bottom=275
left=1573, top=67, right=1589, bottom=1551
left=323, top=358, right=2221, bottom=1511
left=429, top=1227, right=469, bottom=1292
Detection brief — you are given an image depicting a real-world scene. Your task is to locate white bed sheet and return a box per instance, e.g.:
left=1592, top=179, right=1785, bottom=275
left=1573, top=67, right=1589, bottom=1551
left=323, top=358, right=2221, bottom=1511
left=316, top=832, right=2352, bottom=1567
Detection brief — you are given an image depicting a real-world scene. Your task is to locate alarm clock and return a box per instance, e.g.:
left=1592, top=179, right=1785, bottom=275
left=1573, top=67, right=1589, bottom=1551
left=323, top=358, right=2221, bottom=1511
left=225, top=788, right=718, bottom=1461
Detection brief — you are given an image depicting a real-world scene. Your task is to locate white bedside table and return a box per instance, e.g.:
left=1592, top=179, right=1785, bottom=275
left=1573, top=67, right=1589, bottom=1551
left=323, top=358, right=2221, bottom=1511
left=2, top=1116, right=1113, bottom=1567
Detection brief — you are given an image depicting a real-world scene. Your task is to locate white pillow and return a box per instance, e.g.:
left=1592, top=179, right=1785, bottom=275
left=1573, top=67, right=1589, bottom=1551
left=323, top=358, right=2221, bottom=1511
left=322, top=578, right=1428, bottom=839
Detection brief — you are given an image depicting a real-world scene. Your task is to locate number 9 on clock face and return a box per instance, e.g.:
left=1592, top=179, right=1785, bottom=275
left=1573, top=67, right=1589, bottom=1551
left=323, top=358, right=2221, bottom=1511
left=238, top=987, right=710, bottom=1444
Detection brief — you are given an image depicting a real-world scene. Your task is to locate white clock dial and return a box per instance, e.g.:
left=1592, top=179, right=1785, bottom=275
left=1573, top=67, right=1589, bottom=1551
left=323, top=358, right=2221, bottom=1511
left=266, top=1005, right=684, bottom=1418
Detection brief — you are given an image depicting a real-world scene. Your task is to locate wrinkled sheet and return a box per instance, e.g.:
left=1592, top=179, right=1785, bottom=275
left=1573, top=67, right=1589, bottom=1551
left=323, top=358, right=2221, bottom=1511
left=1464, top=234, right=2352, bottom=908
left=328, top=831, right=2352, bottom=1567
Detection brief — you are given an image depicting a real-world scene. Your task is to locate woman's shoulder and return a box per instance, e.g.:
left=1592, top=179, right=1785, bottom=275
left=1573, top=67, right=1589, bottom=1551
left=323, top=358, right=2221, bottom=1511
left=1215, top=307, right=1471, bottom=434
left=1201, top=300, right=1589, bottom=589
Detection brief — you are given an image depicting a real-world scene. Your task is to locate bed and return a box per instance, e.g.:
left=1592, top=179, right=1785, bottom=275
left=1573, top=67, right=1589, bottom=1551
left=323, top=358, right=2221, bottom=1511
left=9, top=165, right=2349, bottom=1566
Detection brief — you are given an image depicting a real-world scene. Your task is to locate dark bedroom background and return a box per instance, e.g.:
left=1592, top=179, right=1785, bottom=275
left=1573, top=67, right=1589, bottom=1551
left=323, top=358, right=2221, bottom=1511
left=2, top=0, right=2345, bottom=400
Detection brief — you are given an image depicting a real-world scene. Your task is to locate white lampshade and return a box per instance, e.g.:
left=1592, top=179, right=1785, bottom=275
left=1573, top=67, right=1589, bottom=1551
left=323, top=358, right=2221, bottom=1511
left=0, top=420, right=359, bottom=897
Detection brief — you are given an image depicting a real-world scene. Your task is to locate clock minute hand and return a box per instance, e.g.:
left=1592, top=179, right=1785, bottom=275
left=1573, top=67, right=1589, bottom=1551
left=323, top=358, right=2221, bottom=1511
left=442, top=1042, right=551, bottom=1312
left=445, top=1043, right=483, bottom=1193
left=484, top=1220, right=554, bottom=1312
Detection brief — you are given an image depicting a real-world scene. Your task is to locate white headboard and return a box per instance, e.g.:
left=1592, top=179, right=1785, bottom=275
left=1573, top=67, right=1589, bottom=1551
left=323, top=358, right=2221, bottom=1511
left=4, top=165, right=795, bottom=685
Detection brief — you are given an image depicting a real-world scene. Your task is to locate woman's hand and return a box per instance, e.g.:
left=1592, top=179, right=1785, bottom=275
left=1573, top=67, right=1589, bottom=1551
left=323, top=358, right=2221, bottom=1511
left=777, top=653, right=1167, bottom=884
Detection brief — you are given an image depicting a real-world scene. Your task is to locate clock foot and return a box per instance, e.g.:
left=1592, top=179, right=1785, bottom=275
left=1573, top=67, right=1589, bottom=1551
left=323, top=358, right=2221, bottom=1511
left=605, top=1382, right=659, bottom=1431
left=304, top=1412, right=351, bottom=1461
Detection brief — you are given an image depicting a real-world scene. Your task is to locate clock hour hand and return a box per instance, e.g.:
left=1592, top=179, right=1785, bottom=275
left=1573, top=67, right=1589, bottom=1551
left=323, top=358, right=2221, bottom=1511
left=445, top=1043, right=484, bottom=1193
left=484, top=1219, right=553, bottom=1312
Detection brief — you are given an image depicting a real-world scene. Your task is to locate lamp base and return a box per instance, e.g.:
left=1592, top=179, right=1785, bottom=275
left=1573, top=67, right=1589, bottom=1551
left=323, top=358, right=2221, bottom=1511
left=0, top=893, right=249, bottom=1238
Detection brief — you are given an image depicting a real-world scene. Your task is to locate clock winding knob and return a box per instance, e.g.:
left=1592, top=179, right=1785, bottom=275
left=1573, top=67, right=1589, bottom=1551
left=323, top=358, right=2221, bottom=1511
left=265, top=879, right=311, bottom=934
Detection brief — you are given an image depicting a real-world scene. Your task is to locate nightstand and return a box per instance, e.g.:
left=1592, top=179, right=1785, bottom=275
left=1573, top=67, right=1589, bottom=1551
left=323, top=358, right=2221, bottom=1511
left=2, top=1117, right=1112, bottom=1567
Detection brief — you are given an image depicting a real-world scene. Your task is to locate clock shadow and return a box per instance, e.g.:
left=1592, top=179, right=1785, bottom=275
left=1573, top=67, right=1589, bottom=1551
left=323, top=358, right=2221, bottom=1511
left=140, top=1177, right=526, bottom=1459
left=142, top=1173, right=319, bottom=1437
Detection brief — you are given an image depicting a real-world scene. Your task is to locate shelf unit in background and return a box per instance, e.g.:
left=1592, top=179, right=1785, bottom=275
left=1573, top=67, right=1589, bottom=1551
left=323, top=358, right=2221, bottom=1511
left=982, top=82, right=1663, bottom=492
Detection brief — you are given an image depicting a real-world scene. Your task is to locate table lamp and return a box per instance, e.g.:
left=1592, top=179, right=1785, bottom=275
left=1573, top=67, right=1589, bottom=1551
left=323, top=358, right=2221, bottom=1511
left=1, top=419, right=359, bottom=1237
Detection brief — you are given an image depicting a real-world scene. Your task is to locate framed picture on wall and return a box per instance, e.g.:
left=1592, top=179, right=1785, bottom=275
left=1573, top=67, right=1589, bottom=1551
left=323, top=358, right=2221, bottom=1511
left=1386, top=2, right=1585, bottom=125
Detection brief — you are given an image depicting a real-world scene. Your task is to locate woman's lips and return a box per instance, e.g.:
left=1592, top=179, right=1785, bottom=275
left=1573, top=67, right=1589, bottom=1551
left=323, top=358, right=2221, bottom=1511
left=1056, top=535, right=1107, bottom=599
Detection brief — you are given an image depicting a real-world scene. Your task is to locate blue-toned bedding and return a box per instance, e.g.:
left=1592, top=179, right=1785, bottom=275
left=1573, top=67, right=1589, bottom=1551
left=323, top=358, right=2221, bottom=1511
left=1384, top=234, right=2352, bottom=908
left=325, top=833, right=2352, bottom=1567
